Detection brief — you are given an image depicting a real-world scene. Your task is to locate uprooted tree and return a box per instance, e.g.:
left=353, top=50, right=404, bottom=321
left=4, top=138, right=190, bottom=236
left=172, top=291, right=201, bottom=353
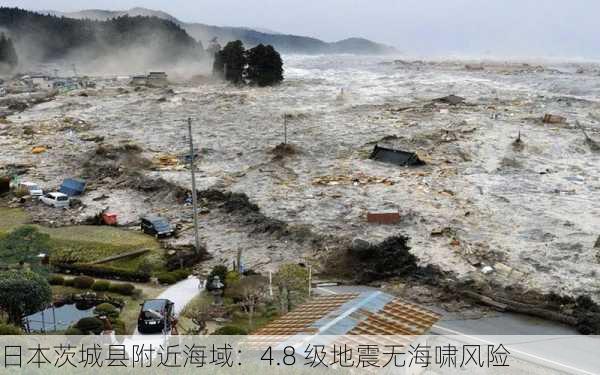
left=213, top=40, right=284, bottom=86
left=0, top=270, right=52, bottom=326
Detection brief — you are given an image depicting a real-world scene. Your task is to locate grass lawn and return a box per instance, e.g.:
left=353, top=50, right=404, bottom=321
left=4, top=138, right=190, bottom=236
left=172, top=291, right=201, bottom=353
left=229, top=312, right=275, bottom=334
left=0, top=207, right=162, bottom=269
left=0, top=207, right=29, bottom=234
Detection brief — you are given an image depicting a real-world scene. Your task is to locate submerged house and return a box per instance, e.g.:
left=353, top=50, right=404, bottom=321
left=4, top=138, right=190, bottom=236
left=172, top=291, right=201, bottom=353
left=147, top=72, right=168, bottom=88
left=59, top=178, right=86, bottom=197
left=130, top=75, right=148, bottom=86
left=130, top=72, right=168, bottom=88
left=370, top=145, right=425, bottom=167
left=30, top=75, right=54, bottom=90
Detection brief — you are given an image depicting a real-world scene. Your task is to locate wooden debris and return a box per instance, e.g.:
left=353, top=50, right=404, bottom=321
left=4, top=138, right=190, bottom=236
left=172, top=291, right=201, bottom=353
left=312, top=173, right=394, bottom=186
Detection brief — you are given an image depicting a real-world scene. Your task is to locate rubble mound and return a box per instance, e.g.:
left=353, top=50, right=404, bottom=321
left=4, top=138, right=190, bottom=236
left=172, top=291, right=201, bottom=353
left=348, top=235, right=419, bottom=283
left=82, top=143, right=152, bottom=180
left=197, top=189, right=324, bottom=245
left=164, top=244, right=210, bottom=271
left=269, top=143, right=300, bottom=160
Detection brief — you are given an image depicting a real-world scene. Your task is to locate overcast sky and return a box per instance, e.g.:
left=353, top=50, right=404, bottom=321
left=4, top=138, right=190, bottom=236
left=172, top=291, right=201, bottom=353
left=4, top=0, right=598, bottom=59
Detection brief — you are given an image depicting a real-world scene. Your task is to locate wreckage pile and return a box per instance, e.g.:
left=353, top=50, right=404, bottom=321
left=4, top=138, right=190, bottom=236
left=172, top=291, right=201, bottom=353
left=312, top=173, right=394, bottom=186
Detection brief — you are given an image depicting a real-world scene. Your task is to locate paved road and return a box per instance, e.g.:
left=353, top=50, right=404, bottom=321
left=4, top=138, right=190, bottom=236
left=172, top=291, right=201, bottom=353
left=130, top=276, right=201, bottom=337
left=156, top=277, right=201, bottom=316
left=314, top=285, right=600, bottom=375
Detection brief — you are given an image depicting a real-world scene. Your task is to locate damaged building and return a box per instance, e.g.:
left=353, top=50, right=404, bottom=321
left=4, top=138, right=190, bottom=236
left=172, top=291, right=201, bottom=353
left=370, top=145, right=425, bottom=166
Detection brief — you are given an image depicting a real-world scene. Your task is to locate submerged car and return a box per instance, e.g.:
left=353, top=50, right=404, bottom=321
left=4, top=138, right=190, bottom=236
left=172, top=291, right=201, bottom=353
left=140, top=216, right=174, bottom=238
left=40, top=192, right=70, bottom=208
left=137, top=299, right=174, bottom=334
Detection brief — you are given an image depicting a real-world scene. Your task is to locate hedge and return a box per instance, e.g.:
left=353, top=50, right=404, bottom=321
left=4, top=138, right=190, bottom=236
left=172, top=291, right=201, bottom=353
left=108, top=283, right=136, bottom=296
left=156, top=268, right=190, bottom=285
left=93, top=303, right=119, bottom=320
left=91, top=280, right=111, bottom=291
left=73, top=276, right=95, bottom=289
left=64, top=327, right=83, bottom=335
left=0, top=323, right=22, bottom=335
left=75, top=317, right=104, bottom=335
left=48, top=274, right=65, bottom=285
left=157, top=273, right=177, bottom=285
left=64, top=278, right=75, bottom=287
left=212, top=326, right=247, bottom=335
left=53, top=263, right=150, bottom=282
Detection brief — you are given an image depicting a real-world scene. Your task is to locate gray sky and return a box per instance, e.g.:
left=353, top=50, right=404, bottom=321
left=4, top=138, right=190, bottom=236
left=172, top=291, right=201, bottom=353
left=3, top=0, right=598, bottom=59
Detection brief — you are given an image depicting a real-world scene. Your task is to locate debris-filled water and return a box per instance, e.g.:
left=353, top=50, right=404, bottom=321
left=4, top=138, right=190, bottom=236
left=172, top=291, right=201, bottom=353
left=2, top=55, right=600, bottom=301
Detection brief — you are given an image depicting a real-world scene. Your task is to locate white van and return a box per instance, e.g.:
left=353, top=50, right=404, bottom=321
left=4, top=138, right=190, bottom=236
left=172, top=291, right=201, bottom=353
left=18, top=182, right=43, bottom=198
left=40, top=192, right=70, bottom=208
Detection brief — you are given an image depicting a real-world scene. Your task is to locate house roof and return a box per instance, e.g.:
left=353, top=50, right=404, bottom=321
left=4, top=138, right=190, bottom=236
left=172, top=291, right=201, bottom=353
left=252, top=291, right=441, bottom=337
left=370, top=145, right=425, bottom=167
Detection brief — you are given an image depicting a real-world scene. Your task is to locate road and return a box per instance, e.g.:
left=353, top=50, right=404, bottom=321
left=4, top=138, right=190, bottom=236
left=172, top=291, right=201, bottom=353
left=128, top=276, right=201, bottom=339
left=314, top=285, right=600, bottom=375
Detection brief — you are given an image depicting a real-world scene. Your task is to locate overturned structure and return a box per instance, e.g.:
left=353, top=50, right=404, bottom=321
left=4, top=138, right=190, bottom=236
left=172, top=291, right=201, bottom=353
left=370, top=145, right=425, bottom=167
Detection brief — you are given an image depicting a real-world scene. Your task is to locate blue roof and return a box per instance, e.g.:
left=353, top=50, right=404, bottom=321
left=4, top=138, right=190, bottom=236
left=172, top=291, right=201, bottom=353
left=59, top=178, right=86, bottom=196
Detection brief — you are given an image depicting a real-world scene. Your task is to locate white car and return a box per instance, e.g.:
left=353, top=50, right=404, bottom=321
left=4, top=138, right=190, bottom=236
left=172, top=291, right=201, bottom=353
left=40, top=192, right=70, bottom=208
left=18, top=182, right=43, bottom=198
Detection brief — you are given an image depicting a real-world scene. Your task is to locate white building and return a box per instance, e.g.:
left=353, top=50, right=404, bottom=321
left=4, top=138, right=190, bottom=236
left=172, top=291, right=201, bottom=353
left=30, top=75, right=53, bottom=90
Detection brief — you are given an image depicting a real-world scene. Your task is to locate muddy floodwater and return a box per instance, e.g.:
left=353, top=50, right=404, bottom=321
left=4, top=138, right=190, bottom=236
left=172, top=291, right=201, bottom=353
left=2, top=55, right=600, bottom=300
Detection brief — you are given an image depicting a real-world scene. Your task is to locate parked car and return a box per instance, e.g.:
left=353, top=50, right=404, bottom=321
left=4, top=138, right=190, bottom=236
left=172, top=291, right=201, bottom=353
left=141, top=216, right=174, bottom=238
left=40, top=192, right=70, bottom=208
left=18, top=182, right=43, bottom=198
left=137, top=299, right=174, bottom=334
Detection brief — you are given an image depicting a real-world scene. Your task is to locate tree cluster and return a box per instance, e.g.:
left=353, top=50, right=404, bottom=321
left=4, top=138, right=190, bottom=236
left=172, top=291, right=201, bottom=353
left=0, top=7, right=203, bottom=64
left=0, top=270, right=52, bottom=326
left=213, top=40, right=283, bottom=86
left=0, top=32, right=17, bottom=72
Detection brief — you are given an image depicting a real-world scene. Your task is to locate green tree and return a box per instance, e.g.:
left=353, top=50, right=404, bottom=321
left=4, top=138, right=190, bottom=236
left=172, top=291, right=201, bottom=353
left=245, top=44, right=284, bottom=86
left=213, top=40, right=246, bottom=84
left=273, top=264, right=309, bottom=313
left=0, top=32, right=18, bottom=71
left=0, top=225, right=51, bottom=266
left=225, top=275, right=268, bottom=329
left=206, top=264, right=228, bottom=290
left=0, top=270, right=52, bottom=326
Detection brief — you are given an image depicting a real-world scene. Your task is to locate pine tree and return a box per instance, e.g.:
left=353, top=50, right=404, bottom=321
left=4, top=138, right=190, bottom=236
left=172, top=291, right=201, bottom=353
left=213, top=40, right=246, bottom=84
left=245, top=44, right=283, bottom=87
left=0, top=32, right=18, bottom=69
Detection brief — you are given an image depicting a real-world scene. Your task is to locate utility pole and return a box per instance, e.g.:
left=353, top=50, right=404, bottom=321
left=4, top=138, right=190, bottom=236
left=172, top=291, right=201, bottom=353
left=308, top=265, right=312, bottom=297
left=187, top=117, right=201, bottom=254
left=283, top=114, right=288, bottom=144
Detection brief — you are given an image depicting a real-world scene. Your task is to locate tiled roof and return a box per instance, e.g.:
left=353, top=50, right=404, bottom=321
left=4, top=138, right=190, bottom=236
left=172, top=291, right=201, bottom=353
left=252, top=291, right=441, bottom=337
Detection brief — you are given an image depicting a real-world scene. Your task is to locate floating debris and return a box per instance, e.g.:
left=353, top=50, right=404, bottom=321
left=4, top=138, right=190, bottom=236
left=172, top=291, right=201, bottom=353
left=370, top=145, right=425, bottom=167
